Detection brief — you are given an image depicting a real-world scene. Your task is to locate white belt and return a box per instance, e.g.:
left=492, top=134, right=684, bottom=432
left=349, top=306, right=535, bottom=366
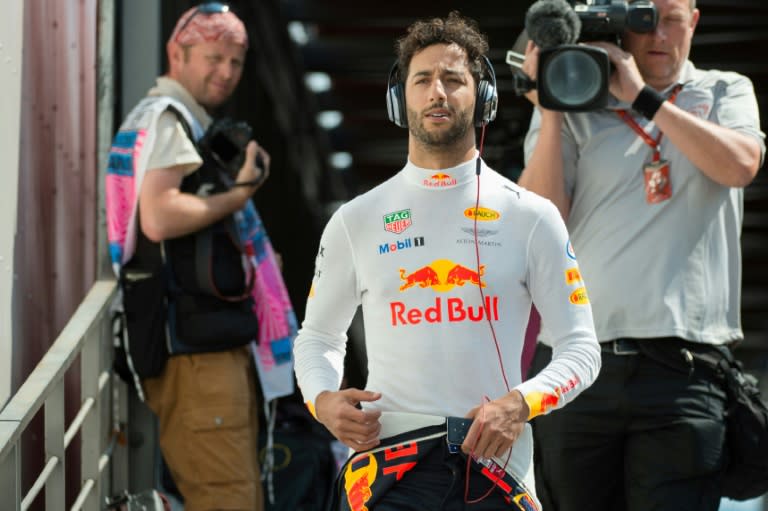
left=378, top=411, right=446, bottom=439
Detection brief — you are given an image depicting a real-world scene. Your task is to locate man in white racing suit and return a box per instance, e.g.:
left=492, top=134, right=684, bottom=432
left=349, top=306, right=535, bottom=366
left=293, top=11, right=601, bottom=511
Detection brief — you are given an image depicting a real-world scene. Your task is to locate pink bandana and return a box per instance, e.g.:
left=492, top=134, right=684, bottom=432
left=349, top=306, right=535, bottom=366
left=169, top=5, right=248, bottom=48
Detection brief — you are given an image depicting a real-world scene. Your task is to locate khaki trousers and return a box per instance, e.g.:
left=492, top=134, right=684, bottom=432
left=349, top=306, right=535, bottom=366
left=144, top=347, right=263, bottom=511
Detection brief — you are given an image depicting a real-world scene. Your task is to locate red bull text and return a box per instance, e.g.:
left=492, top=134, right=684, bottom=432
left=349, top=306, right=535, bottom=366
left=423, top=172, right=457, bottom=187
left=391, top=296, right=500, bottom=325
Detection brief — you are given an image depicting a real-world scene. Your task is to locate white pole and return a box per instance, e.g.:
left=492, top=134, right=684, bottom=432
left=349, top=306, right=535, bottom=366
left=0, top=0, right=24, bottom=411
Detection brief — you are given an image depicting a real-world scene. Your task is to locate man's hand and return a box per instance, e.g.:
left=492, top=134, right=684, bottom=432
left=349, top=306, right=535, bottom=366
left=521, top=40, right=541, bottom=107
left=315, top=388, right=383, bottom=451
left=234, top=140, right=270, bottom=193
left=587, top=41, right=645, bottom=104
left=462, top=390, right=530, bottom=459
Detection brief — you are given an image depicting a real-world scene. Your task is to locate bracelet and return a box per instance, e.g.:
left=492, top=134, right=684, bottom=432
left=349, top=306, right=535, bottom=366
left=232, top=174, right=266, bottom=188
left=632, top=85, right=665, bottom=120
left=232, top=179, right=259, bottom=188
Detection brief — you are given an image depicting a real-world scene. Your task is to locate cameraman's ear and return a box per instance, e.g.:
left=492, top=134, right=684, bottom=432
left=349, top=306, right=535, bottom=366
left=690, top=8, right=700, bottom=31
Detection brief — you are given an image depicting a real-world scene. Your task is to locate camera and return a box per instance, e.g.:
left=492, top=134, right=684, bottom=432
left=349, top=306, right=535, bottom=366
left=508, top=0, right=658, bottom=111
left=198, top=118, right=253, bottom=183
left=573, top=0, right=657, bottom=45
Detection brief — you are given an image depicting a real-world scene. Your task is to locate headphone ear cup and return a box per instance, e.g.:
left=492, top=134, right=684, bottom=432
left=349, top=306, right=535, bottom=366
left=474, top=79, right=498, bottom=127
left=386, top=82, right=408, bottom=128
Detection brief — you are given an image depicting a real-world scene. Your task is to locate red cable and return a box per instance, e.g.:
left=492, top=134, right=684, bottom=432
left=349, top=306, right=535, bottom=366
left=473, top=123, right=510, bottom=392
left=463, top=123, right=514, bottom=504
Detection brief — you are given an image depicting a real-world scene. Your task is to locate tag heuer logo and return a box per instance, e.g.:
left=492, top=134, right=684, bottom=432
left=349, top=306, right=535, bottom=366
left=383, top=209, right=412, bottom=234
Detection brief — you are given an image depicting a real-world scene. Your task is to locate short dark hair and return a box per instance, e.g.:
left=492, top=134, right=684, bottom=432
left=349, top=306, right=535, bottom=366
left=395, top=11, right=489, bottom=86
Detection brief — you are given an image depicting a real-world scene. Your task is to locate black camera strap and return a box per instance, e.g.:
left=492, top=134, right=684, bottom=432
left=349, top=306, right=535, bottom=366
left=194, top=217, right=255, bottom=301
left=165, top=105, right=256, bottom=301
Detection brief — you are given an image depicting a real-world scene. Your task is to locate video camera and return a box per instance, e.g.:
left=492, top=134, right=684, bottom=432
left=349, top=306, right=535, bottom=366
left=574, top=0, right=657, bottom=45
left=507, top=0, right=658, bottom=111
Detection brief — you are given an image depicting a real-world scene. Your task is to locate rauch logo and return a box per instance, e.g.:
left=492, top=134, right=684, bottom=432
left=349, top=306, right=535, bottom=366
left=463, top=207, right=500, bottom=221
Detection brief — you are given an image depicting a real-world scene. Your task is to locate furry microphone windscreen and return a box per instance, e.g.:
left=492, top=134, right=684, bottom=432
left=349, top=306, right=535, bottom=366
left=525, top=0, right=582, bottom=49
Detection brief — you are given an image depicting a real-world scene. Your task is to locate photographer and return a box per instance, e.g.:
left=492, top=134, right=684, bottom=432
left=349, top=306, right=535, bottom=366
left=518, top=0, right=765, bottom=509
left=104, top=4, right=296, bottom=510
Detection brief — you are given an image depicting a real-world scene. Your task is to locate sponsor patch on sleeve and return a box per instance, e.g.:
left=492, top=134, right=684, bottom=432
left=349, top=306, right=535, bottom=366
left=569, top=287, right=589, bottom=305
left=306, top=400, right=317, bottom=419
left=565, top=267, right=582, bottom=286
left=566, top=240, right=576, bottom=260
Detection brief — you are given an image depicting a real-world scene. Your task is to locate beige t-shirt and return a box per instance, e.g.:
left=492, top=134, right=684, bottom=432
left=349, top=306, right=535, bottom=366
left=145, top=111, right=201, bottom=176
left=145, top=76, right=212, bottom=176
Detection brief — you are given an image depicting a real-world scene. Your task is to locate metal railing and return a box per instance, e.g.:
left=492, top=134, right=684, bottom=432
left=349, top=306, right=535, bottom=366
left=0, top=279, right=123, bottom=511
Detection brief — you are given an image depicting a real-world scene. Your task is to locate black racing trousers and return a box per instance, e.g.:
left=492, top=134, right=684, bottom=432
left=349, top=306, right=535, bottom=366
left=372, top=441, right=524, bottom=511
left=529, top=339, right=728, bottom=511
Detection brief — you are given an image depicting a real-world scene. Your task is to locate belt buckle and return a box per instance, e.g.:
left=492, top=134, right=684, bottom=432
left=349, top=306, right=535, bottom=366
left=613, top=339, right=639, bottom=356
left=446, top=417, right=472, bottom=454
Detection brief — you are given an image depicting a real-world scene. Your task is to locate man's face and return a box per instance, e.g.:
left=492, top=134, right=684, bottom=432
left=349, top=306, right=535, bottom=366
left=404, top=43, right=476, bottom=148
left=170, top=40, right=245, bottom=109
left=623, top=0, right=699, bottom=90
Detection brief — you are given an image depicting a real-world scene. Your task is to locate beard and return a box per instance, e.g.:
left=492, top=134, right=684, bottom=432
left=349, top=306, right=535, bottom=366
left=407, top=104, right=473, bottom=148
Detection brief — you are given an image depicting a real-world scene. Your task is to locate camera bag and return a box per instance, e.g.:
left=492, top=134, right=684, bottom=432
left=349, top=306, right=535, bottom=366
left=113, top=209, right=171, bottom=382
left=688, top=346, right=768, bottom=500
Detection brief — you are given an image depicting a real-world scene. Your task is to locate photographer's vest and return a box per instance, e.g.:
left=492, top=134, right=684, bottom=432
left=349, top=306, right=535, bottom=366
left=132, top=104, right=259, bottom=354
left=107, top=95, right=296, bottom=403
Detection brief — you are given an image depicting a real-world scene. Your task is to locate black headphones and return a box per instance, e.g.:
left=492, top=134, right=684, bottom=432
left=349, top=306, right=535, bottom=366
left=385, top=54, right=498, bottom=129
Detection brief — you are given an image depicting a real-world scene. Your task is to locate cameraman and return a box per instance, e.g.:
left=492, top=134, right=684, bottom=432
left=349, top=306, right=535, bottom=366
left=107, top=5, right=271, bottom=511
left=519, top=0, right=764, bottom=510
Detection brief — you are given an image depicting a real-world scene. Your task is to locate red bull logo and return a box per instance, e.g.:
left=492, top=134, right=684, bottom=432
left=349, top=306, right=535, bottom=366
left=423, top=172, right=457, bottom=187
left=394, top=260, right=497, bottom=325
left=344, top=453, right=378, bottom=511
left=398, top=266, right=440, bottom=291
left=399, top=259, right=485, bottom=292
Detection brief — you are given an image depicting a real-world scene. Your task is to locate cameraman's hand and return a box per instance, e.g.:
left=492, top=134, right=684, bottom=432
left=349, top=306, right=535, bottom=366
left=587, top=41, right=645, bottom=104
left=235, top=141, right=270, bottom=194
left=522, top=40, right=541, bottom=107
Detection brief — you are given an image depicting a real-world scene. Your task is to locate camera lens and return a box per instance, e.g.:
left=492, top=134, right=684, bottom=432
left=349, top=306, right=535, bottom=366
left=543, top=49, right=603, bottom=107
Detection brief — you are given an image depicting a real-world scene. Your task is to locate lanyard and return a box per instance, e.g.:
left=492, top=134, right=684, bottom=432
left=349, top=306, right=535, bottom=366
left=616, top=85, right=683, bottom=162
